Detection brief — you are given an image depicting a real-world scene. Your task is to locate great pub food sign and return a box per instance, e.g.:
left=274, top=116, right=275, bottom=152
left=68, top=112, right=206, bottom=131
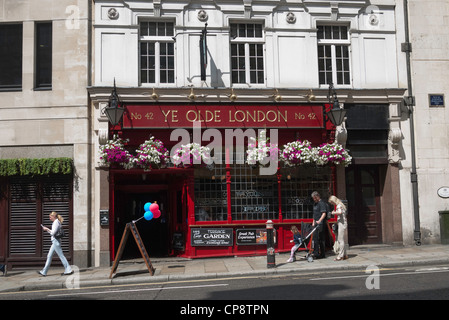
left=123, top=105, right=324, bottom=129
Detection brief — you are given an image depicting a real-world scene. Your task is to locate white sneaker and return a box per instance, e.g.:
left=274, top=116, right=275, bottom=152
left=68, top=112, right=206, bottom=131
left=286, top=258, right=293, bottom=263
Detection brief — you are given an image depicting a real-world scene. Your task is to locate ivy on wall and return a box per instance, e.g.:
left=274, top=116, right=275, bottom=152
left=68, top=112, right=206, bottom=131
left=0, top=158, right=73, bottom=176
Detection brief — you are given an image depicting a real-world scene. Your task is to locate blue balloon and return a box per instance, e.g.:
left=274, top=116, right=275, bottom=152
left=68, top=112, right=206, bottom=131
left=144, top=210, right=153, bottom=221
left=144, top=202, right=151, bottom=212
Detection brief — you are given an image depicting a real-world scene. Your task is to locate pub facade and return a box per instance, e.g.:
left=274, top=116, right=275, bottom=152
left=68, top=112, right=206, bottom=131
left=89, top=0, right=407, bottom=265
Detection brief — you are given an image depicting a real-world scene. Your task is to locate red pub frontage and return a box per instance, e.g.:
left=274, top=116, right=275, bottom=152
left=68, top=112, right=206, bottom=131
left=107, top=103, right=338, bottom=261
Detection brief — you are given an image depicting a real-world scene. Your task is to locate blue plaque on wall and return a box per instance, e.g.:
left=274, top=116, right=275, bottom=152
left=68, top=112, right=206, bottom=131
left=429, top=94, right=445, bottom=107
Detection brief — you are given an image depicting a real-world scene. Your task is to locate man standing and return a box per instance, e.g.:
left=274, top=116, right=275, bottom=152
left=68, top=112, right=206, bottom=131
left=311, top=191, right=327, bottom=259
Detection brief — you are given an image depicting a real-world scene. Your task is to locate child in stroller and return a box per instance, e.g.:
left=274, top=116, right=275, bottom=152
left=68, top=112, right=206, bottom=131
left=286, top=226, right=302, bottom=262
left=287, top=223, right=320, bottom=263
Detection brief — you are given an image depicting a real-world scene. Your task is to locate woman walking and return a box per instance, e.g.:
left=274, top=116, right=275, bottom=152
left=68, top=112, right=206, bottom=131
left=329, top=195, right=348, bottom=261
left=38, top=211, right=73, bottom=276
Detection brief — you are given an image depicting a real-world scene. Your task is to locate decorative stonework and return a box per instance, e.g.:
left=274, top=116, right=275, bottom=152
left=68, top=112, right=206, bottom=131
left=388, top=127, right=402, bottom=163
left=107, top=8, right=119, bottom=20
left=286, top=12, right=296, bottom=24
left=198, top=9, right=208, bottom=22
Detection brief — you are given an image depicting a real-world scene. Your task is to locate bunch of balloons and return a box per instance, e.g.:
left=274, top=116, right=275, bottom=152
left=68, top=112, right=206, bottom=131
left=143, top=202, right=161, bottom=221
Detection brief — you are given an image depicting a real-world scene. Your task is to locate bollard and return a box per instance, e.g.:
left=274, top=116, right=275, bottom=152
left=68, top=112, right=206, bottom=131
left=266, top=220, right=276, bottom=268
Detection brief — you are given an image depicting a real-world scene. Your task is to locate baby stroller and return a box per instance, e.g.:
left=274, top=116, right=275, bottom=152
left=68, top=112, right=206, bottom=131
left=297, top=223, right=320, bottom=262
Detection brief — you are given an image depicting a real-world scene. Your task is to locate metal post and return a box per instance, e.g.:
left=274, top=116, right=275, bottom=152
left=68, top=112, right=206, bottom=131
left=266, top=220, right=276, bottom=268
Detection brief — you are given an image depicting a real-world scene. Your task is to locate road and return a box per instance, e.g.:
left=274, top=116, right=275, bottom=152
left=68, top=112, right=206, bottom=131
left=1, top=264, right=448, bottom=304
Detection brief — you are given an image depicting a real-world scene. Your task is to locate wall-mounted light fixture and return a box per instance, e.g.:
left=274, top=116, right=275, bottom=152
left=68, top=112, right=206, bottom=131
left=272, top=89, right=282, bottom=102
left=103, top=79, right=124, bottom=126
left=151, top=88, right=159, bottom=100
left=327, top=82, right=346, bottom=126
left=229, top=88, right=237, bottom=102
left=306, top=89, right=316, bottom=102
left=188, top=87, right=196, bottom=101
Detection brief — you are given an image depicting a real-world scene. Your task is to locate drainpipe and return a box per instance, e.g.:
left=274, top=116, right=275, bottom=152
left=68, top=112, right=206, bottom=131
left=402, top=0, right=421, bottom=245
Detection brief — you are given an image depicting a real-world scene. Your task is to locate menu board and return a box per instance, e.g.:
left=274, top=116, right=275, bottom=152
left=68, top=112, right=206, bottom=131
left=191, top=228, right=233, bottom=246
left=236, top=229, right=267, bottom=245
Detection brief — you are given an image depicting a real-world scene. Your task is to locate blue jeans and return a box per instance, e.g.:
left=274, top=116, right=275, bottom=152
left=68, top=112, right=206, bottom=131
left=41, top=238, right=72, bottom=276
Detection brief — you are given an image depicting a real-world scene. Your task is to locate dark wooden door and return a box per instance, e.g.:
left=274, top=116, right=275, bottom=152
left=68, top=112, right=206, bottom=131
left=346, top=165, right=382, bottom=245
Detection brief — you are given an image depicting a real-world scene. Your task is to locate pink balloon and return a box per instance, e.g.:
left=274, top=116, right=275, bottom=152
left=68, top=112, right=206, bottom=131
left=153, top=210, right=161, bottom=219
left=150, top=203, right=159, bottom=212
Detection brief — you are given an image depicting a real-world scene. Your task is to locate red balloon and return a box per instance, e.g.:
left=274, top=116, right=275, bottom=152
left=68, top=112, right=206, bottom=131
left=150, top=203, right=159, bottom=212
left=153, top=210, right=161, bottom=219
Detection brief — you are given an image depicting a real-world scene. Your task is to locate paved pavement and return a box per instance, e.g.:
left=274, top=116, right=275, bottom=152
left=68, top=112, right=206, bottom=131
left=1, top=244, right=448, bottom=294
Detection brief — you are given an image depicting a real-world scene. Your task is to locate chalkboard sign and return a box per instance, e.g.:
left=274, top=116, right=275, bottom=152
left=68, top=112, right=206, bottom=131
left=109, top=222, right=155, bottom=278
left=191, top=228, right=233, bottom=246
left=236, top=229, right=267, bottom=245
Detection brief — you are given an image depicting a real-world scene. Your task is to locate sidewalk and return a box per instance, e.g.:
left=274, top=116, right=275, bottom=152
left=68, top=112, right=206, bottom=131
left=1, top=244, right=448, bottom=294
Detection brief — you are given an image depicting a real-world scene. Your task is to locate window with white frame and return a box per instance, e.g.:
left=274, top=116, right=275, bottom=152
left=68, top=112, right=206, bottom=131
left=139, top=21, right=175, bottom=84
left=230, top=23, right=265, bottom=84
left=317, top=25, right=350, bottom=85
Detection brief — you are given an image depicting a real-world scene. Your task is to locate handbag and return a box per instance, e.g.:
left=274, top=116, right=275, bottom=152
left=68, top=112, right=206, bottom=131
left=55, top=222, right=65, bottom=239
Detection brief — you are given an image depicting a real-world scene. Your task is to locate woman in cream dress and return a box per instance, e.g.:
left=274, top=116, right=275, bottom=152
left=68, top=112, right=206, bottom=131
left=329, top=195, right=348, bottom=261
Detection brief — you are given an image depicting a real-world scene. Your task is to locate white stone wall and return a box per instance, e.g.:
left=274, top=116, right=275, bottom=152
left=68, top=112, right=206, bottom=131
left=401, top=0, right=449, bottom=244
left=93, top=0, right=401, bottom=90
left=0, top=0, right=92, bottom=266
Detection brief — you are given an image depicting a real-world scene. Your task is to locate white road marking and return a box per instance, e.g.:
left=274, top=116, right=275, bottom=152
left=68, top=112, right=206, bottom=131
left=48, top=283, right=228, bottom=297
left=310, top=268, right=449, bottom=281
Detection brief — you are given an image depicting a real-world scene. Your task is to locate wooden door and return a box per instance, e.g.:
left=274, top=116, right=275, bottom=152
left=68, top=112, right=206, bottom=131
left=346, top=166, right=382, bottom=245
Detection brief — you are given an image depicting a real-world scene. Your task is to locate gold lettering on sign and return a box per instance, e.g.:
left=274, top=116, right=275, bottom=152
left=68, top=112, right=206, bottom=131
left=162, top=110, right=179, bottom=122
left=131, top=112, right=142, bottom=120
left=295, top=112, right=305, bottom=120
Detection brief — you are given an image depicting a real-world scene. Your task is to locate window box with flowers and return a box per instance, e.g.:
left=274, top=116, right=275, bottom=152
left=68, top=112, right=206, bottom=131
left=99, top=135, right=134, bottom=169
left=132, top=136, right=170, bottom=171
left=246, top=130, right=279, bottom=167
left=280, top=140, right=315, bottom=167
left=315, top=142, right=352, bottom=167
left=172, top=143, right=211, bottom=167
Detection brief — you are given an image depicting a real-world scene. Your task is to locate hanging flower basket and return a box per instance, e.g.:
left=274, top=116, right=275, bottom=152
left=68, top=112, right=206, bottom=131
left=172, top=143, right=211, bottom=167
left=99, top=135, right=133, bottom=169
left=132, top=136, right=169, bottom=171
left=315, top=142, right=352, bottom=167
left=280, top=140, right=315, bottom=166
left=246, top=130, right=279, bottom=167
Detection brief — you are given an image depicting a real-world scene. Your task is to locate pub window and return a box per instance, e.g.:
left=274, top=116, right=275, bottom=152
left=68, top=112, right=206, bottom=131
left=35, top=22, right=52, bottom=89
left=139, top=21, right=175, bottom=84
left=317, top=25, right=351, bottom=86
left=194, top=164, right=228, bottom=222
left=0, top=24, right=23, bottom=90
left=230, top=23, right=265, bottom=84
left=281, top=166, right=332, bottom=220
left=231, top=165, right=278, bottom=221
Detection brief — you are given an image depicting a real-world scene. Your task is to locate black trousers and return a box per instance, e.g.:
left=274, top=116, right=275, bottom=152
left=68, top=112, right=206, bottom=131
left=312, top=223, right=325, bottom=258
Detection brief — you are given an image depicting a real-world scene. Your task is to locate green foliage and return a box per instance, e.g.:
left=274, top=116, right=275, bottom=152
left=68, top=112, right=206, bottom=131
left=0, top=158, right=73, bottom=176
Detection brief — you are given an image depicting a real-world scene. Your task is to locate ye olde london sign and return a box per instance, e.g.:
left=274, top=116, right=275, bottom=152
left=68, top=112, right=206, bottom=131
left=123, top=105, right=324, bottom=129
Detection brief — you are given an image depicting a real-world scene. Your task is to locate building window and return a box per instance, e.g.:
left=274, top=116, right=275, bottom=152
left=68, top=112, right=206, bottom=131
left=230, top=23, right=265, bottom=84
left=35, top=22, right=52, bottom=89
left=281, top=166, right=332, bottom=220
left=231, top=165, right=278, bottom=221
left=317, top=25, right=350, bottom=85
left=194, top=165, right=228, bottom=222
left=0, top=24, right=22, bottom=90
left=139, top=21, right=175, bottom=84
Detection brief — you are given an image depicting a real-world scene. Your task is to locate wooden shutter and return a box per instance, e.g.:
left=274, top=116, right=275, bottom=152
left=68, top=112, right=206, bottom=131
left=7, top=175, right=73, bottom=267
left=41, top=176, right=72, bottom=258
left=9, top=178, right=38, bottom=256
